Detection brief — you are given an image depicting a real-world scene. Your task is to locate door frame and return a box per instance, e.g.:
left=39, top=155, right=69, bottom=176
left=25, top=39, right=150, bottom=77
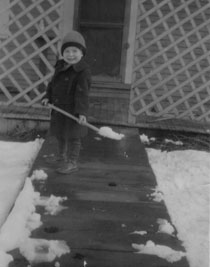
left=62, top=0, right=138, bottom=85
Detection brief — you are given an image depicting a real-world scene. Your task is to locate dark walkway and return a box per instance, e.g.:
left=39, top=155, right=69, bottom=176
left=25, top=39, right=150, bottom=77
left=29, top=127, right=189, bottom=267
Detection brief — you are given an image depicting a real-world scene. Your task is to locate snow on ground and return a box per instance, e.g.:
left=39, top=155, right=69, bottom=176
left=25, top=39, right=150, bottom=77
left=133, top=240, right=186, bottom=263
left=0, top=135, right=209, bottom=266
left=144, top=147, right=209, bottom=267
left=0, top=139, right=70, bottom=266
left=0, top=139, right=43, bottom=228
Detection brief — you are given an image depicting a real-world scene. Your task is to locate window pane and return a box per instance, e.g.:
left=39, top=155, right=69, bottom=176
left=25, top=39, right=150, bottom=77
left=81, top=28, right=123, bottom=81
left=80, top=0, right=126, bottom=23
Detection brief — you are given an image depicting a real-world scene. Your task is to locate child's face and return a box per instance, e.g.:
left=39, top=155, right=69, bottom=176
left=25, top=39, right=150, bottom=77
left=62, top=46, right=83, bottom=65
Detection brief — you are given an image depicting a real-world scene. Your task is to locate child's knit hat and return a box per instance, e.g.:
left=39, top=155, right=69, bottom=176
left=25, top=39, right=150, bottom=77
left=61, top=31, right=86, bottom=55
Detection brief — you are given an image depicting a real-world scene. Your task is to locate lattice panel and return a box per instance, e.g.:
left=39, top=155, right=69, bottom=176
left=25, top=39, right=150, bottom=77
left=0, top=0, right=64, bottom=107
left=130, top=0, right=210, bottom=123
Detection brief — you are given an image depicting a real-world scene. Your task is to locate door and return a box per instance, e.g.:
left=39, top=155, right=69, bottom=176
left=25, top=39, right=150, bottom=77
left=77, top=0, right=127, bottom=83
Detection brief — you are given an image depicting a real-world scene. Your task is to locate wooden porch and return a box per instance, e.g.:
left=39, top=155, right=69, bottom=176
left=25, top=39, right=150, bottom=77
left=18, top=127, right=189, bottom=267
left=0, top=99, right=209, bottom=134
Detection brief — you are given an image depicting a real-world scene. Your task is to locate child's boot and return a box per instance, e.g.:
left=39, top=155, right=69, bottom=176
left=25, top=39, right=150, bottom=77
left=56, top=160, right=78, bottom=174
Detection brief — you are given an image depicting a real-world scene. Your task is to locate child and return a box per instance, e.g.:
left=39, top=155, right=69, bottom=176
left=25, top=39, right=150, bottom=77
left=42, top=30, right=91, bottom=174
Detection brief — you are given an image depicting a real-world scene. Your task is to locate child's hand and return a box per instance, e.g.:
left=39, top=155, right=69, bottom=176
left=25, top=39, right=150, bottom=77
left=41, top=98, right=49, bottom=106
left=78, top=115, right=87, bottom=125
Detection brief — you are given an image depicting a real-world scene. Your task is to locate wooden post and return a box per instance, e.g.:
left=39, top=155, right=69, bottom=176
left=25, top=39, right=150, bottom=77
left=0, top=0, right=10, bottom=39
left=60, top=0, right=76, bottom=38
left=58, top=0, right=76, bottom=58
left=124, top=0, right=138, bottom=84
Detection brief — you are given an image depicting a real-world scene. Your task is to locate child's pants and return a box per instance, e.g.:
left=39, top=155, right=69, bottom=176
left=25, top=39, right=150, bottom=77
left=58, top=137, right=81, bottom=163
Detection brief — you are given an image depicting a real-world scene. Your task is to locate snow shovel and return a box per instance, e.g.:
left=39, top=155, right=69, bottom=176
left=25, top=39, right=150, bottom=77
left=48, top=104, right=124, bottom=140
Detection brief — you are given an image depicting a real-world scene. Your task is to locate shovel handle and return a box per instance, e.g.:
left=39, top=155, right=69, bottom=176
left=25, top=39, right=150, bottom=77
left=48, top=104, right=100, bottom=133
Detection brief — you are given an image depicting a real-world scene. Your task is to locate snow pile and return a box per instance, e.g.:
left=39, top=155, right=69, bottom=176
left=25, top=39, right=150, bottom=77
left=140, top=134, right=184, bottom=146
left=130, top=230, right=147, bottom=236
left=0, top=139, right=70, bottom=266
left=140, top=134, right=150, bottom=144
left=147, top=148, right=210, bottom=267
left=157, top=218, right=175, bottom=235
left=0, top=139, right=43, bottom=228
left=35, top=195, right=68, bottom=215
left=19, top=238, right=70, bottom=264
left=0, top=178, right=41, bottom=252
left=140, top=134, right=156, bottom=144
left=150, top=188, right=164, bottom=202
left=132, top=240, right=186, bottom=262
left=0, top=177, right=70, bottom=266
left=31, top=169, right=48, bottom=181
left=165, top=139, right=183, bottom=146
left=0, top=251, right=13, bottom=267
left=98, top=127, right=124, bottom=140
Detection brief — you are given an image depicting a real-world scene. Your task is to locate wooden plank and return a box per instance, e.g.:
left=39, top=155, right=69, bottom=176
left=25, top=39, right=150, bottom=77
left=26, top=127, right=189, bottom=267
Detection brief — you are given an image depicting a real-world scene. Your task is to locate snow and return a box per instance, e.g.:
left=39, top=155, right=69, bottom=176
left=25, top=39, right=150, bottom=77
left=0, top=178, right=41, bottom=252
left=132, top=240, right=186, bottom=262
left=140, top=134, right=150, bottom=144
left=157, top=218, right=175, bottom=235
left=0, top=135, right=209, bottom=266
left=35, top=195, right=68, bottom=215
left=0, top=139, right=43, bottom=228
left=19, top=238, right=70, bottom=264
left=30, top=169, right=48, bottom=181
left=164, top=139, right=183, bottom=146
left=146, top=148, right=210, bottom=267
left=0, top=251, right=13, bottom=267
left=130, top=230, right=147, bottom=236
left=0, top=139, right=70, bottom=266
left=98, top=126, right=125, bottom=140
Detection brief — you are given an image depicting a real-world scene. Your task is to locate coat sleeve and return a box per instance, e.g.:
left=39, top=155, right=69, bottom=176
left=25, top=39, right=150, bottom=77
left=42, top=81, right=52, bottom=103
left=42, top=60, right=62, bottom=103
left=74, top=69, right=91, bottom=116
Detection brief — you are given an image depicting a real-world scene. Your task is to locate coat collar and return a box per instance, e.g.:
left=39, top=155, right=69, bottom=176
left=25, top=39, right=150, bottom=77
left=73, top=58, right=89, bottom=72
left=56, top=58, right=88, bottom=73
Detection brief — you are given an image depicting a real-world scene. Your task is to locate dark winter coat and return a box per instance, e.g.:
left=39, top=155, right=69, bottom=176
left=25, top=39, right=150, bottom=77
left=44, top=58, right=91, bottom=139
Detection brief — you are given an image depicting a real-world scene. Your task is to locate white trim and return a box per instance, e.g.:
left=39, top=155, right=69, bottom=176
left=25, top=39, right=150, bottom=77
left=0, top=0, right=10, bottom=39
left=61, top=0, right=75, bottom=38
left=124, top=0, right=138, bottom=84
left=58, top=0, right=75, bottom=57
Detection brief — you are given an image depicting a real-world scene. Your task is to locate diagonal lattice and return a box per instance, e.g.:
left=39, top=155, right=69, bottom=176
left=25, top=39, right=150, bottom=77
left=0, top=0, right=63, bottom=107
left=130, top=0, right=210, bottom=123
